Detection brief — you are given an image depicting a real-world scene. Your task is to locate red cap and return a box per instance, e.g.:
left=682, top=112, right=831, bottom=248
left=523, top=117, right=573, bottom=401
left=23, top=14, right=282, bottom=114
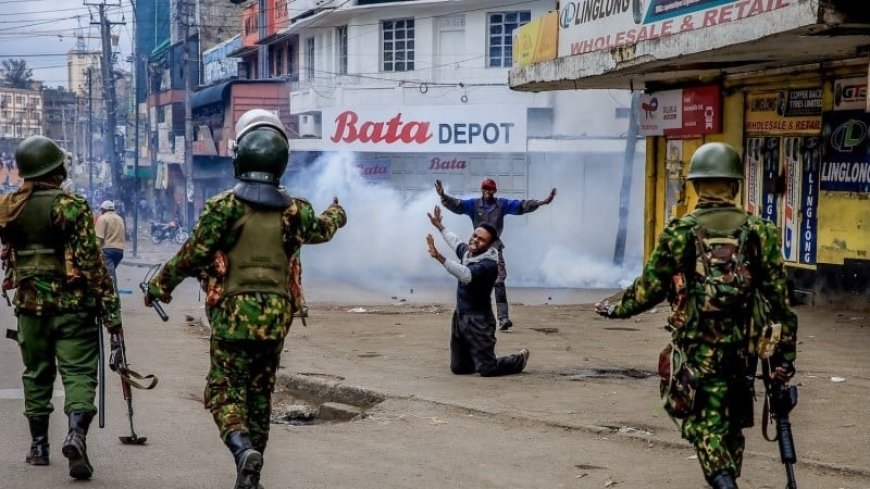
left=481, top=178, right=497, bottom=191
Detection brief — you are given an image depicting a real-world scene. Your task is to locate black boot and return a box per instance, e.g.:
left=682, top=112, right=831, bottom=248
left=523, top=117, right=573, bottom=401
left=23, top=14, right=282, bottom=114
left=224, top=430, right=263, bottom=489
left=61, top=411, right=93, bottom=480
left=25, top=416, right=50, bottom=465
left=709, top=471, right=739, bottom=489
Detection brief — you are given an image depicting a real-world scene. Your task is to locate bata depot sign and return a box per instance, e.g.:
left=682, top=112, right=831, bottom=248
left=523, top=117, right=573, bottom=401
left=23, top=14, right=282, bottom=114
left=558, top=0, right=796, bottom=57
left=322, top=106, right=527, bottom=153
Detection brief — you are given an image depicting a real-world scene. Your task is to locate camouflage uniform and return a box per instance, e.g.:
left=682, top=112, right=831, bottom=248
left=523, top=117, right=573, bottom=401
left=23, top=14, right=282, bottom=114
left=148, top=191, right=345, bottom=450
left=1, top=189, right=121, bottom=417
left=1, top=135, right=121, bottom=481
left=606, top=202, right=797, bottom=482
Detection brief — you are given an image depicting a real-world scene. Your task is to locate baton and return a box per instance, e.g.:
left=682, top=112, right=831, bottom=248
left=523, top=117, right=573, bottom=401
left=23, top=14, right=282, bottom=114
left=97, top=319, right=106, bottom=429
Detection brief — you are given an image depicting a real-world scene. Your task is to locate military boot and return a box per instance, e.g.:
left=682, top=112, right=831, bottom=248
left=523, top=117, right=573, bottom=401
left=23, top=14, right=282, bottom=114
left=224, top=430, right=263, bottom=489
left=61, top=411, right=93, bottom=480
left=25, top=416, right=50, bottom=465
left=709, top=471, right=739, bottom=489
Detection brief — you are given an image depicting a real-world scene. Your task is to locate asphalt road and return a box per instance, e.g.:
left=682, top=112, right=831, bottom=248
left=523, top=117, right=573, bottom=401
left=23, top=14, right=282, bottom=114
left=1, top=264, right=868, bottom=489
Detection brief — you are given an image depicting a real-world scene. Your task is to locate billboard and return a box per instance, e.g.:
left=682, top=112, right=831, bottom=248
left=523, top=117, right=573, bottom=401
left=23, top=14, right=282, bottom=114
left=639, top=85, right=721, bottom=138
left=321, top=105, right=527, bottom=153
left=820, top=110, right=870, bottom=193
left=513, top=11, right=559, bottom=67
left=558, top=0, right=799, bottom=57
left=745, top=90, right=822, bottom=135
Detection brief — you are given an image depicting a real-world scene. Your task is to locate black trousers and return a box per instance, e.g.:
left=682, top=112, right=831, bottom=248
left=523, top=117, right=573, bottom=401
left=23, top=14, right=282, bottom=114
left=450, top=311, right=524, bottom=377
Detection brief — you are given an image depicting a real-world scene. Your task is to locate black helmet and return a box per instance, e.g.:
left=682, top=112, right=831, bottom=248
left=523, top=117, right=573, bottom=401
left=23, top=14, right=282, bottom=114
left=686, top=142, right=744, bottom=180
left=232, top=109, right=289, bottom=184
left=15, top=135, right=68, bottom=179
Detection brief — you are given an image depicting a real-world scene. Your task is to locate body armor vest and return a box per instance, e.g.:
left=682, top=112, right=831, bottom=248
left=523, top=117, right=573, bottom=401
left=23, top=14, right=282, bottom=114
left=222, top=206, right=289, bottom=299
left=7, top=189, right=65, bottom=282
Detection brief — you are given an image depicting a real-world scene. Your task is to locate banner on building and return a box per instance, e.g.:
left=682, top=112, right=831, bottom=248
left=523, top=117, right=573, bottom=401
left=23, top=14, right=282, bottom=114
left=356, top=158, right=391, bottom=182
left=833, top=78, right=867, bottom=111
left=639, top=85, right=721, bottom=138
left=821, top=110, right=870, bottom=193
left=557, top=0, right=803, bottom=57
left=744, top=137, right=762, bottom=216
left=799, top=136, right=820, bottom=265
left=513, top=11, right=559, bottom=67
left=322, top=105, right=528, bottom=153
left=745, top=90, right=822, bottom=135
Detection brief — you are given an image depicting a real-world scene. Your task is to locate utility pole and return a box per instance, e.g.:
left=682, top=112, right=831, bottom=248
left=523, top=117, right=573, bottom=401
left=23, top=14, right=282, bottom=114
left=87, top=67, right=94, bottom=202
left=179, top=0, right=195, bottom=227
left=130, top=0, right=139, bottom=257
left=613, top=91, right=641, bottom=266
left=89, top=1, right=125, bottom=193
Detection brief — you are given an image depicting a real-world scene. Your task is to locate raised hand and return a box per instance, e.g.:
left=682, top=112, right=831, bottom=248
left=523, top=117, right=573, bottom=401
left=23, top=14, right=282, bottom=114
left=427, top=205, right=444, bottom=229
left=434, top=179, right=445, bottom=197
left=544, top=187, right=557, bottom=205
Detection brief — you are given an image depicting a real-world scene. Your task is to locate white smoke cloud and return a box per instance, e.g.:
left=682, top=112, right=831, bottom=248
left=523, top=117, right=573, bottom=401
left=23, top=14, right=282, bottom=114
left=285, top=152, right=642, bottom=292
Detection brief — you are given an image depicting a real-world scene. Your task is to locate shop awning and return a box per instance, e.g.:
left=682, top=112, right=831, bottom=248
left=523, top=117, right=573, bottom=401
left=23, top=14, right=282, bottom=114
left=192, top=81, right=233, bottom=109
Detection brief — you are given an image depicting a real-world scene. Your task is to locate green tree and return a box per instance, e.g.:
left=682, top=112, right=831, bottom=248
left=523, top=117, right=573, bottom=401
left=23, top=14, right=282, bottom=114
left=2, top=59, right=33, bottom=89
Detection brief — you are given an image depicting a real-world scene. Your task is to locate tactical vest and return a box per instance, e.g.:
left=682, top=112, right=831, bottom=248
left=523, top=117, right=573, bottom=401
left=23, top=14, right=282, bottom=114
left=7, top=189, right=65, bottom=282
left=221, top=205, right=289, bottom=299
left=690, top=207, right=755, bottom=313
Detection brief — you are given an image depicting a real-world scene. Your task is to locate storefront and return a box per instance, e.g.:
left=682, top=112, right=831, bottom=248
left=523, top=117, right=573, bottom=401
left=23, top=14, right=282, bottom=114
left=510, top=0, right=870, bottom=302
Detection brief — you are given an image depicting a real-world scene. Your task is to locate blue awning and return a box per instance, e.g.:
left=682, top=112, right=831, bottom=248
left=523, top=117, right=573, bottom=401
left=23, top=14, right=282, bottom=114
left=192, top=80, right=233, bottom=109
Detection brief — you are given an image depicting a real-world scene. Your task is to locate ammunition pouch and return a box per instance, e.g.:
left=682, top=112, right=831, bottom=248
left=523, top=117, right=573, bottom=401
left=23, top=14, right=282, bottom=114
left=658, top=342, right=697, bottom=419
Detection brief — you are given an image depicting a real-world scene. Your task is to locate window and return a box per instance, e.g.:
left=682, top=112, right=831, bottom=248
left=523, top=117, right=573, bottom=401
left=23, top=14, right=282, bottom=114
left=287, top=44, right=296, bottom=78
left=488, top=11, right=531, bottom=68
left=382, top=18, right=414, bottom=72
left=305, top=37, right=315, bottom=80
left=336, top=25, right=348, bottom=75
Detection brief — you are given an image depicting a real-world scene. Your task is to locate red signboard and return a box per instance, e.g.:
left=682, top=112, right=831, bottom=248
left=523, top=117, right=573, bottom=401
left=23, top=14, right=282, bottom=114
left=671, top=85, right=722, bottom=138
left=639, top=85, right=722, bottom=139
left=242, top=3, right=259, bottom=48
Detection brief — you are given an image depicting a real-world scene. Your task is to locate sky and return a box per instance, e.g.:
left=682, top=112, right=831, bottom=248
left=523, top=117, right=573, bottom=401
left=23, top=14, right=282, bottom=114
left=0, top=0, right=134, bottom=90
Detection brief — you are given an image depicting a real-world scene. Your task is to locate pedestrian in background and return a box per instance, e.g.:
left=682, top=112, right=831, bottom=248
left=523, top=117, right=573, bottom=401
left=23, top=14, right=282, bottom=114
left=595, top=143, right=797, bottom=489
left=427, top=205, right=529, bottom=377
left=435, top=178, right=556, bottom=331
left=0, top=135, right=122, bottom=481
left=144, top=110, right=346, bottom=489
left=95, top=199, right=126, bottom=289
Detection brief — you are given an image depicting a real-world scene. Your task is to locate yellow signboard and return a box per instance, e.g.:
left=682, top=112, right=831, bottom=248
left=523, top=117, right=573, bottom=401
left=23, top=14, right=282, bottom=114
left=513, top=11, right=558, bottom=67
left=744, top=90, right=822, bottom=135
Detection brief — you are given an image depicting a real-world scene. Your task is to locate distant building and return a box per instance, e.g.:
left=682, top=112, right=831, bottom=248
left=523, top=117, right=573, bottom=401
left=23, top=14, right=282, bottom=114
left=0, top=86, right=43, bottom=155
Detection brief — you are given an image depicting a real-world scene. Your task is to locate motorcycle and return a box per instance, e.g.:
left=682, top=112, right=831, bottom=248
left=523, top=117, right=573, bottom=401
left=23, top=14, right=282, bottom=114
left=150, top=220, right=190, bottom=244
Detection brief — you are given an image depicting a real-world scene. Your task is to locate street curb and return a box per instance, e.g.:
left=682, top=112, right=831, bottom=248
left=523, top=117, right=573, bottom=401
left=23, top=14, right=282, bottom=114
left=278, top=372, right=870, bottom=480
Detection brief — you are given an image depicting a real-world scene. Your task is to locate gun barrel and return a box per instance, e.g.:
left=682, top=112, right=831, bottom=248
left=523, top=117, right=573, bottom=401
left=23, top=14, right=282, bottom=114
left=97, top=323, right=105, bottom=429
left=140, top=282, right=169, bottom=322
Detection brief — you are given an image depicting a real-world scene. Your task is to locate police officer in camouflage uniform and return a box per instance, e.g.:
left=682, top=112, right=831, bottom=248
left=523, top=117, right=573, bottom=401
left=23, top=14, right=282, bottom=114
left=0, top=135, right=122, bottom=480
left=144, top=110, right=346, bottom=489
left=435, top=178, right=556, bottom=331
left=594, top=143, right=797, bottom=489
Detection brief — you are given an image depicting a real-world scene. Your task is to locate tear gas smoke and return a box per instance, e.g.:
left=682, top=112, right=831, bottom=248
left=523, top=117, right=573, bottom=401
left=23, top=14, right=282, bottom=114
left=285, top=152, right=642, bottom=292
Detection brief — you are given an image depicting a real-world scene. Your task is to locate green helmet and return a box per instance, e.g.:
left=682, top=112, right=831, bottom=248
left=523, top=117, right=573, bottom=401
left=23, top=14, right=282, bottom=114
left=686, top=142, right=744, bottom=180
left=232, top=109, right=289, bottom=183
left=15, top=135, right=68, bottom=179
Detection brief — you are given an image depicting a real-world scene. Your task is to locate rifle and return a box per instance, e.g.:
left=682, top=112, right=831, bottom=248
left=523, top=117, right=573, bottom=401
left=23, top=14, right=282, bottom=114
left=97, top=320, right=106, bottom=429
left=108, top=328, right=158, bottom=445
left=761, top=358, right=798, bottom=489
left=140, top=264, right=169, bottom=322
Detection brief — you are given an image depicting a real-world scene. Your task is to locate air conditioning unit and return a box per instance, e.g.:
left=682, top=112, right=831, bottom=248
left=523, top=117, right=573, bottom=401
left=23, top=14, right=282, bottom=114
left=298, top=113, right=321, bottom=138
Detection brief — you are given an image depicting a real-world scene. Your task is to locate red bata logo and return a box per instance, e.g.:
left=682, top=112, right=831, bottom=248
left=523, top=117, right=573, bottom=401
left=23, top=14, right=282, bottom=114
left=331, top=110, right=516, bottom=145
left=429, top=157, right=467, bottom=170
left=331, top=111, right=431, bottom=144
left=357, top=164, right=388, bottom=176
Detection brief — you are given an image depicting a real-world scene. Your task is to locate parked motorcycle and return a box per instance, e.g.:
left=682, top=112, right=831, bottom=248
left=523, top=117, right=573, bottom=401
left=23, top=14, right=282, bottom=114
left=150, top=220, right=189, bottom=244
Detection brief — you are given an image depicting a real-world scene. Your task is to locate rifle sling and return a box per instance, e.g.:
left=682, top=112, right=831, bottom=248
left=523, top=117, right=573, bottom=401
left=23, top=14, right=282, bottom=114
left=116, top=366, right=159, bottom=390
